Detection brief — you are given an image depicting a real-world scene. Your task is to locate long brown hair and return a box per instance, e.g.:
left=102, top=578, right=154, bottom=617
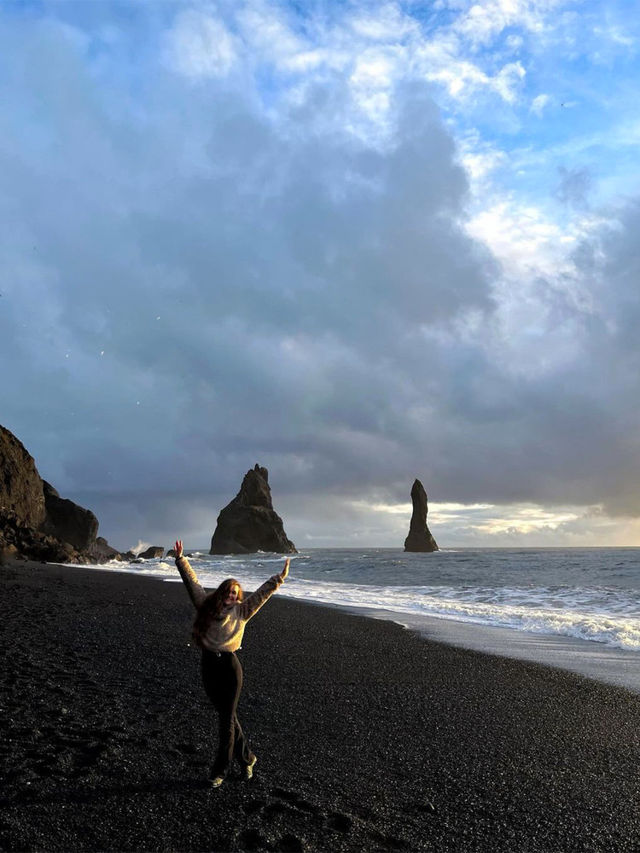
left=192, top=578, right=244, bottom=647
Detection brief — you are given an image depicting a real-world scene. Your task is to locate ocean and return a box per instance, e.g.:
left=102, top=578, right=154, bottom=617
left=78, top=547, right=640, bottom=694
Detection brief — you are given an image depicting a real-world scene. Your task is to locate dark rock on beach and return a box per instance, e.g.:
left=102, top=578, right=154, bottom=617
left=88, top=536, right=124, bottom=563
left=210, top=464, right=297, bottom=554
left=0, top=508, right=82, bottom=563
left=40, top=481, right=99, bottom=552
left=0, top=423, right=120, bottom=563
left=165, top=549, right=190, bottom=559
left=138, top=546, right=165, bottom=559
left=404, top=478, right=439, bottom=552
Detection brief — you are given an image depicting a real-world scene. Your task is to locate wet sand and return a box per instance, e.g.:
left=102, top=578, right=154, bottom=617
left=353, top=607, right=640, bottom=696
left=2, top=560, right=640, bottom=852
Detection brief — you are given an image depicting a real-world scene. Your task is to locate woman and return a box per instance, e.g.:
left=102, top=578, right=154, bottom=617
left=174, top=539, right=290, bottom=788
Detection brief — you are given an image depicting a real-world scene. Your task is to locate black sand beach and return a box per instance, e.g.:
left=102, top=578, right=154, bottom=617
left=2, top=562, right=640, bottom=852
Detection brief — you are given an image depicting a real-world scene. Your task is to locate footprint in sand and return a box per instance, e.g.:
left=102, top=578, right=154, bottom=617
left=237, top=827, right=267, bottom=851
left=327, top=812, right=353, bottom=832
left=271, top=788, right=321, bottom=815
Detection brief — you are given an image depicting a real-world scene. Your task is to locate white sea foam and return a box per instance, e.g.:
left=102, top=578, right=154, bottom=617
left=73, top=552, right=640, bottom=653
left=275, top=582, right=640, bottom=652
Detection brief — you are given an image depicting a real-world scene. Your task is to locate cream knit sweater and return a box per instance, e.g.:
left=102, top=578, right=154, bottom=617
left=175, top=554, right=283, bottom=653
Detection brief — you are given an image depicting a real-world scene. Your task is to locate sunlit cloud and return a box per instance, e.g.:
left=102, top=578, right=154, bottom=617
left=530, top=93, right=550, bottom=115
left=166, top=10, right=238, bottom=78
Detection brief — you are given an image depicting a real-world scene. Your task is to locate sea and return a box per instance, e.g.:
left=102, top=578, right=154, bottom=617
left=77, top=547, right=640, bottom=695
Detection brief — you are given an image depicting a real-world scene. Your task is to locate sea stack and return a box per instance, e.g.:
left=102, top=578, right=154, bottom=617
left=210, top=464, right=297, bottom=555
left=404, top=478, right=439, bottom=552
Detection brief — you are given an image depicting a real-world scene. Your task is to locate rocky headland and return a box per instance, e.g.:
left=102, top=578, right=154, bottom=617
left=0, top=424, right=121, bottom=564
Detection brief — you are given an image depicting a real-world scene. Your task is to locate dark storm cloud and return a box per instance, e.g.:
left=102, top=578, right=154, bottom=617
left=1, top=5, right=639, bottom=546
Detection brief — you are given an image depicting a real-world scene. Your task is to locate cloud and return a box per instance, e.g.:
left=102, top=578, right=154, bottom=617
left=1, top=1, right=640, bottom=548
left=0, top=7, right=497, bottom=543
left=452, top=0, right=557, bottom=48
left=554, top=165, right=592, bottom=208
left=491, top=60, right=526, bottom=102
left=166, top=10, right=238, bottom=79
left=530, top=93, right=550, bottom=116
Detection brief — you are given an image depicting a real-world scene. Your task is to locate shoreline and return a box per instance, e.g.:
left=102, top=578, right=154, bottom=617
left=58, top=558, right=640, bottom=697
left=349, top=606, right=640, bottom=697
left=3, top=559, right=640, bottom=851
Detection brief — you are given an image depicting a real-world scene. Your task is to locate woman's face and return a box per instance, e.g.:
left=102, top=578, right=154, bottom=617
left=224, top=585, right=240, bottom=607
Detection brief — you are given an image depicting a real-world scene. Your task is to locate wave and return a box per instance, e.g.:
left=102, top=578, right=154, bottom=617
left=70, top=555, right=640, bottom=653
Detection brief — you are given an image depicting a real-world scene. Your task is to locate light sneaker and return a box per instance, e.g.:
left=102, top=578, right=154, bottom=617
left=244, top=756, right=257, bottom=781
left=210, top=775, right=224, bottom=788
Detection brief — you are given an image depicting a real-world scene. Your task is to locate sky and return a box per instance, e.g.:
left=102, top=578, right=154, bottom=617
left=2, top=0, right=640, bottom=551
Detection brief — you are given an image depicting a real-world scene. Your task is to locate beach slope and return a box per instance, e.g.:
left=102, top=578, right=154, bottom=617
left=2, top=561, right=640, bottom=852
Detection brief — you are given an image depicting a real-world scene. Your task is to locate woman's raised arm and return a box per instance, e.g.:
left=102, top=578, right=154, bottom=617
left=174, top=539, right=208, bottom=609
left=240, top=558, right=290, bottom=620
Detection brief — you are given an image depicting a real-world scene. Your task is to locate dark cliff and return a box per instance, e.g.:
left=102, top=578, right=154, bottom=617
left=0, top=424, right=119, bottom=563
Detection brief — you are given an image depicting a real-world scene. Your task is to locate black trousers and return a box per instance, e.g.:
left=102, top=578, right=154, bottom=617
left=201, top=650, right=254, bottom=777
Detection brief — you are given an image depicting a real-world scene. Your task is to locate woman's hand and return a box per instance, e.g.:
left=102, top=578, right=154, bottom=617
left=175, top=539, right=184, bottom=558
left=280, top=558, right=290, bottom=582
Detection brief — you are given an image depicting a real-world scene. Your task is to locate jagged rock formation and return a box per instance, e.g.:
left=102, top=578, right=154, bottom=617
left=0, top=508, right=81, bottom=564
left=0, top=424, right=121, bottom=563
left=404, top=479, right=439, bottom=552
left=88, top=537, right=122, bottom=563
left=138, top=546, right=164, bottom=559
left=210, top=464, right=297, bottom=555
left=40, top=481, right=99, bottom=551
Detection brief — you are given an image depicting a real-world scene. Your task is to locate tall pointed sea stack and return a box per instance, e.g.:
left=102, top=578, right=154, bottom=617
left=210, top=464, right=297, bottom=555
left=404, top=478, right=438, bottom=552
